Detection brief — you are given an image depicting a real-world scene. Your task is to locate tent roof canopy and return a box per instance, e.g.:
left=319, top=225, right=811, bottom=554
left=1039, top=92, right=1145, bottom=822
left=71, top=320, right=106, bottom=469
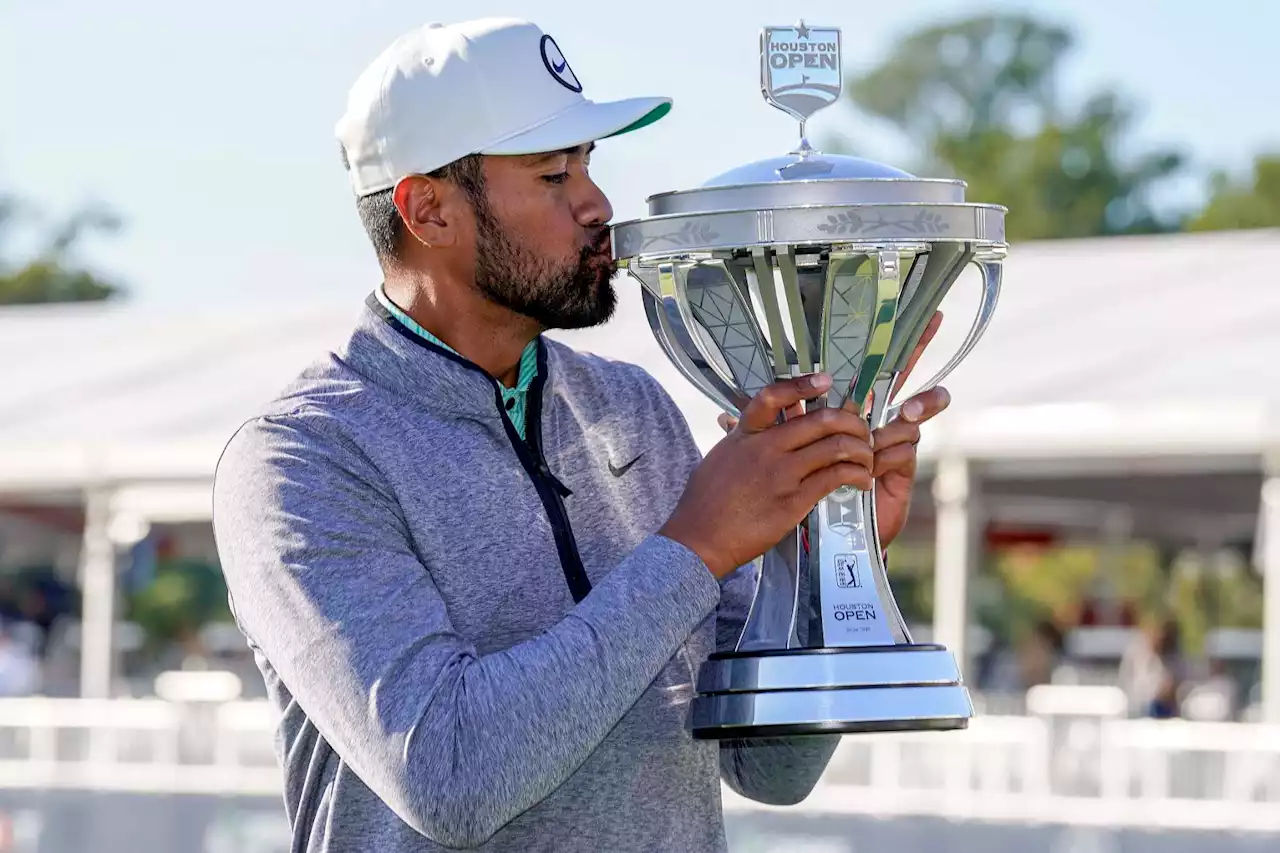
left=1, top=228, right=1277, bottom=489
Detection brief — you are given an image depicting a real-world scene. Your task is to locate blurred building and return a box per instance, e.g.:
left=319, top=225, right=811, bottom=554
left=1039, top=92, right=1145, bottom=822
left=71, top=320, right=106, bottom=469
left=0, top=227, right=1278, bottom=719
left=1, top=227, right=1280, bottom=852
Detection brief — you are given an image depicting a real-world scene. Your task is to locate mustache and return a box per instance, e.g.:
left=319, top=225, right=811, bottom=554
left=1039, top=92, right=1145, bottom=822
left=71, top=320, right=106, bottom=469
left=582, top=229, right=611, bottom=259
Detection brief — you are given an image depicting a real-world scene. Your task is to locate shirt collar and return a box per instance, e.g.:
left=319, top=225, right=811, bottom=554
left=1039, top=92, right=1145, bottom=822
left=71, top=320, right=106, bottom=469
left=339, top=293, right=512, bottom=423
left=374, top=284, right=540, bottom=395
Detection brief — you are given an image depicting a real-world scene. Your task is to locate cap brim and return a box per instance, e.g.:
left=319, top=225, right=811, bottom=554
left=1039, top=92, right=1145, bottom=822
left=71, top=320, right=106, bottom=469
left=481, top=96, right=671, bottom=156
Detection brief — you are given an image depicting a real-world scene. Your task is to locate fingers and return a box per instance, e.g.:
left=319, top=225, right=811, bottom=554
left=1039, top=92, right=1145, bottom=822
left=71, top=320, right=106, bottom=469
left=799, top=463, right=874, bottom=501
left=791, top=433, right=875, bottom=480
left=839, top=394, right=864, bottom=417
left=897, top=386, right=951, bottom=424
left=720, top=402, right=804, bottom=435
left=869, top=386, right=949, bottom=449
left=736, top=373, right=832, bottom=433
left=771, top=405, right=871, bottom=451
left=871, top=418, right=921, bottom=452
left=892, top=311, right=943, bottom=397
left=872, top=443, right=918, bottom=479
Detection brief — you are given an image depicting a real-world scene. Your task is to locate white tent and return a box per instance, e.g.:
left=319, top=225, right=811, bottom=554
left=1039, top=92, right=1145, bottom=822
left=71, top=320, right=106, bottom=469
left=2, top=227, right=1278, bottom=706
left=3, top=228, right=1277, bottom=479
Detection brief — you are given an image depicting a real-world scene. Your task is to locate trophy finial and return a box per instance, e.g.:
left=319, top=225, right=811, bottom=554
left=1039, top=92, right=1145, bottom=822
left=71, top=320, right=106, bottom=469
left=760, top=22, right=843, bottom=156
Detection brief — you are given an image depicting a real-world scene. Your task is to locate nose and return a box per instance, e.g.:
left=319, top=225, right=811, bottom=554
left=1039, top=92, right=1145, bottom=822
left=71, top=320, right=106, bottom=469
left=573, top=173, right=614, bottom=228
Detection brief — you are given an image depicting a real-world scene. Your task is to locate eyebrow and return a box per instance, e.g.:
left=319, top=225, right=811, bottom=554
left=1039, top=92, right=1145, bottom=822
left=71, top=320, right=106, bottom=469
left=525, top=141, right=595, bottom=166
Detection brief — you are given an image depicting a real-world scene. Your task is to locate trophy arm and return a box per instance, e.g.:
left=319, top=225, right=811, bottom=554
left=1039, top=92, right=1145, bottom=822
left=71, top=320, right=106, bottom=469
left=663, top=262, right=745, bottom=395
left=683, top=259, right=778, bottom=400
left=844, top=250, right=904, bottom=411
left=641, top=289, right=747, bottom=416
left=884, top=255, right=1003, bottom=422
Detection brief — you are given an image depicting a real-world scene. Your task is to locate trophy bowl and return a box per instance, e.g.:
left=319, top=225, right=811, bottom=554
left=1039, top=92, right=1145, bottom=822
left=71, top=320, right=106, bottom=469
left=611, top=22, right=1008, bottom=739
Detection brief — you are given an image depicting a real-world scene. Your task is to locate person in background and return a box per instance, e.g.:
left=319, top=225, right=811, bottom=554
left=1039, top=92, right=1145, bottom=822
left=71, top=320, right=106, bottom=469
left=1120, top=616, right=1182, bottom=718
left=0, top=625, right=38, bottom=697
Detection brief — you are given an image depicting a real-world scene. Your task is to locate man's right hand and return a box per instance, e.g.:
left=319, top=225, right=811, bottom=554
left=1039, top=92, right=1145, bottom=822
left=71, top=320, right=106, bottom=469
left=658, top=373, right=874, bottom=579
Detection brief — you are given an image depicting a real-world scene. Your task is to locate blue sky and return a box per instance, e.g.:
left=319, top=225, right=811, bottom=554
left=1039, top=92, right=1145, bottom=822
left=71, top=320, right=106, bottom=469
left=1, top=0, right=1276, bottom=308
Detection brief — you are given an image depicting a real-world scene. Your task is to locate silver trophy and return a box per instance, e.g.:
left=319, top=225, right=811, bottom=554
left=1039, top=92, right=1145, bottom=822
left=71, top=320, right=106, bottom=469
left=612, top=22, right=1007, bottom=738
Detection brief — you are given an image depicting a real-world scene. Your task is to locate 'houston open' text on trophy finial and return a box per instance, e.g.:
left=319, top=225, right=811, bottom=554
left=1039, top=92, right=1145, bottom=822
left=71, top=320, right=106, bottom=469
left=612, top=22, right=1008, bottom=738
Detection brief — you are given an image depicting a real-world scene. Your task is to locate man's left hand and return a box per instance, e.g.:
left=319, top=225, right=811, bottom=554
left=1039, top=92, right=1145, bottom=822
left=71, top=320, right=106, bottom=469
left=866, top=309, right=948, bottom=545
left=868, top=384, right=949, bottom=546
left=714, top=311, right=951, bottom=548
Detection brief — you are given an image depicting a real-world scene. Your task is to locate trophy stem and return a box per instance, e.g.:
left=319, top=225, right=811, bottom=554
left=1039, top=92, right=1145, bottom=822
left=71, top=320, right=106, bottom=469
left=863, top=484, right=916, bottom=644
left=864, top=374, right=915, bottom=645
left=734, top=528, right=805, bottom=652
left=807, top=489, right=911, bottom=648
left=804, top=373, right=914, bottom=649
left=791, top=124, right=817, bottom=158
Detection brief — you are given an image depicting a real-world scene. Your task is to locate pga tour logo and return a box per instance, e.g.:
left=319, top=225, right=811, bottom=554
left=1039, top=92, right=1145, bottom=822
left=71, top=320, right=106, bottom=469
left=835, top=554, right=861, bottom=589
left=761, top=24, right=842, bottom=120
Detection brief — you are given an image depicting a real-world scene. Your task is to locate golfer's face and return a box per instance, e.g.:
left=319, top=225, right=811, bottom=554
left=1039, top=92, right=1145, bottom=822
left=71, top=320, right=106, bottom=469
left=483, top=143, right=613, bottom=271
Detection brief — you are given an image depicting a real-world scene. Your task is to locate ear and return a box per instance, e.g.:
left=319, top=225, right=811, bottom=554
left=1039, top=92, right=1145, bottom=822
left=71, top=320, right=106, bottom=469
left=393, top=176, right=460, bottom=249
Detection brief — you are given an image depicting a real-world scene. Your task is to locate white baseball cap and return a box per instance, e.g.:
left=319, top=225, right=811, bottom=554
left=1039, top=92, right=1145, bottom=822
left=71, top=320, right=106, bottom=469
left=336, top=18, right=672, bottom=197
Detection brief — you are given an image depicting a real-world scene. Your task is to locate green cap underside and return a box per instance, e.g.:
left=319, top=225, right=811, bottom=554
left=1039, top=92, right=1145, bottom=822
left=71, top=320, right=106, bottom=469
left=604, top=102, right=672, bottom=140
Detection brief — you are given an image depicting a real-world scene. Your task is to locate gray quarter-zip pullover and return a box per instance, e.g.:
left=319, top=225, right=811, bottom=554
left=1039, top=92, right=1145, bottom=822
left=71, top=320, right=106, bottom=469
left=211, top=293, right=838, bottom=852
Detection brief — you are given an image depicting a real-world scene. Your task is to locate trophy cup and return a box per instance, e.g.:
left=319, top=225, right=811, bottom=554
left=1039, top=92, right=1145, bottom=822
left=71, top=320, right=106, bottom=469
left=612, top=22, right=1007, bottom=738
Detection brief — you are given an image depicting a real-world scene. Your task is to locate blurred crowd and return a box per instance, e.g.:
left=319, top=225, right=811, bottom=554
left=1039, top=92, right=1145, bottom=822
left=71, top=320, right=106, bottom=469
left=975, top=614, right=1249, bottom=722
left=0, top=526, right=1261, bottom=721
left=0, top=574, right=71, bottom=697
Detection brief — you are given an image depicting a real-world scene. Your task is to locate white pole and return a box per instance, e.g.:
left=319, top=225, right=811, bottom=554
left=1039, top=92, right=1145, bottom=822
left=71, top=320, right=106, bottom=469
left=78, top=488, right=117, bottom=699
left=933, top=456, right=977, bottom=676
left=1260, top=457, right=1280, bottom=722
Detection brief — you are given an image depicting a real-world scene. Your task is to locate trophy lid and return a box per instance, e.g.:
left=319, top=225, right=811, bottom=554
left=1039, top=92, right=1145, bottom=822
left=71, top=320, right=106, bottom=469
left=612, top=23, right=1006, bottom=252
left=700, top=152, right=916, bottom=186
left=647, top=150, right=968, bottom=217
left=645, top=22, right=968, bottom=217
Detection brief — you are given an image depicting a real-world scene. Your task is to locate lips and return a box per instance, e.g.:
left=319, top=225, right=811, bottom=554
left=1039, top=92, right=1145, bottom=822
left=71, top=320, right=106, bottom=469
left=585, top=231, right=613, bottom=263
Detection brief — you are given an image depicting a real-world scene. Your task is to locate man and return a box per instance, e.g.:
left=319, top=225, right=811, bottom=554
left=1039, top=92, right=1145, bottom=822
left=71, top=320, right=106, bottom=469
left=211, top=17, right=951, bottom=853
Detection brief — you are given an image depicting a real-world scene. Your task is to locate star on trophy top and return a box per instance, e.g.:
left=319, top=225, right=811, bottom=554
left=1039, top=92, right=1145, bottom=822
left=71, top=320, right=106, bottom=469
left=760, top=21, right=842, bottom=155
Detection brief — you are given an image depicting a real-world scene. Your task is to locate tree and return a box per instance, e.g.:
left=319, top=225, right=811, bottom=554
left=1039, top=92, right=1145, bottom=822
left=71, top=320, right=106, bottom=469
left=0, top=195, right=124, bottom=304
left=1187, top=153, right=1280, bottom=232
left=126, top=556, right=233, bottom=655
left=837, top=13, right=1188, bottom=241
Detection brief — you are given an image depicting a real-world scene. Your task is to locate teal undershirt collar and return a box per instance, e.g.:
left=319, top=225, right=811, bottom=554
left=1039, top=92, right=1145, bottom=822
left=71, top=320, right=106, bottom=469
left=375, top=285, right=540, bottom=439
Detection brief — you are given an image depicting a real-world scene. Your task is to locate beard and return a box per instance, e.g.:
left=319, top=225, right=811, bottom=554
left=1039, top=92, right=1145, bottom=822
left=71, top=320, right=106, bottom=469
left=469, top=198, right=617, bottom=330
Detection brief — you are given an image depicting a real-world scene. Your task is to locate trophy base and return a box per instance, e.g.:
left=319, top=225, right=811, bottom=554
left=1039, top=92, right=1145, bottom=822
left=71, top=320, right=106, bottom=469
left=688, top=644, right=973, bottom=740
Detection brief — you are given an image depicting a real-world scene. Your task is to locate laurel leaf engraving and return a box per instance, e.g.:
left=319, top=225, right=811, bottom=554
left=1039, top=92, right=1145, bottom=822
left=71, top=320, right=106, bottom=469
left=638, top=219, right=720, bottom=250
left=817, top=211, right=864, bottom=235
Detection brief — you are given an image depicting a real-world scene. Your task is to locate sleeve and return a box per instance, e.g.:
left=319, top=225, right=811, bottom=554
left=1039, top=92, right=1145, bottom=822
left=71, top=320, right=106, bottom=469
left=714, top=563, right=842, bottom=806
left=211, top=412, right=722, bottom=848
left=636, top=371, right=842, bottom=806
